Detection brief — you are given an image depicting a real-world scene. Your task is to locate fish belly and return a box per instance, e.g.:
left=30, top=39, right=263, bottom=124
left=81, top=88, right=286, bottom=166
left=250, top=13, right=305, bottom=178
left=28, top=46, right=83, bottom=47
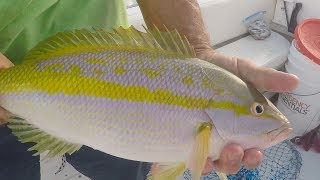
left=0, top=92, right=210, bottom=162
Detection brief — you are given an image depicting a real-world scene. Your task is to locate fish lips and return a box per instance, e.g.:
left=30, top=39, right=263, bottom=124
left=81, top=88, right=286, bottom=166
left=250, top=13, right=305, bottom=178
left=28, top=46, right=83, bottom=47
left=265, top=123, right=293, bottom=146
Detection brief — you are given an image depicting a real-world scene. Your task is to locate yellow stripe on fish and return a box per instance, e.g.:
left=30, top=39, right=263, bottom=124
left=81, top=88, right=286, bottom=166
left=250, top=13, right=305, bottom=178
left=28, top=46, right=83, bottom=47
left=0, top=61, right=250, bottom=115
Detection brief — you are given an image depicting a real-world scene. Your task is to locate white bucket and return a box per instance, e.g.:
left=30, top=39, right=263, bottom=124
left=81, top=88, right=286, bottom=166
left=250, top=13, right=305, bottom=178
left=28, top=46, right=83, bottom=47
left=276, top=40, right=320, bottom=138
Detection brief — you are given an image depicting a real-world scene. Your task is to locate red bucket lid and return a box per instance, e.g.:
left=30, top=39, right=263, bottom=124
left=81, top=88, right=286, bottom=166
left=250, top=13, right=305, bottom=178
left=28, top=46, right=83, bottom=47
left=294, top=18, right=320, bottom=65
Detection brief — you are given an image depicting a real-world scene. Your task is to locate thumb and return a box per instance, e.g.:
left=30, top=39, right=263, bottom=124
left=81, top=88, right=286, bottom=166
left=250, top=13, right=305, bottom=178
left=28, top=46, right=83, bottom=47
left=236, top=58, right=299, bottom=92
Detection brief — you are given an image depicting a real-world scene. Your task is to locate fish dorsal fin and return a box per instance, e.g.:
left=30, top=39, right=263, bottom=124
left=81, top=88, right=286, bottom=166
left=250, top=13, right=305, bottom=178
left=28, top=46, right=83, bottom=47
left=7, top=117, right=82, bottom=160
left=23, top=25, right=196, bottom=63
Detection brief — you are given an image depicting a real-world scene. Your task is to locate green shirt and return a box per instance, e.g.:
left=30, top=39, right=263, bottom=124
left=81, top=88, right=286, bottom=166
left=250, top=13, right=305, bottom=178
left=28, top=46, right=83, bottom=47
left=0, top=0, right=128, bottom=65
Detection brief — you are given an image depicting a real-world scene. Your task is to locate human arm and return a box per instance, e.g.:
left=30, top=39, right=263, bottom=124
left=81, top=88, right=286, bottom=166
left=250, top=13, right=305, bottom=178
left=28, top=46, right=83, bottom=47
left=137, top=0, right=299, bottom=174
left=0, top=53, right=14, bottom=69
left=0, top=53, right=13, bottom=125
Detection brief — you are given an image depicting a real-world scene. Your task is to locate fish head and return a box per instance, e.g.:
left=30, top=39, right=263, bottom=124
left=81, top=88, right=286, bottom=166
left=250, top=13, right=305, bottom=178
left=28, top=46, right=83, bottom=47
left=205, top=83, right=293, bottom=150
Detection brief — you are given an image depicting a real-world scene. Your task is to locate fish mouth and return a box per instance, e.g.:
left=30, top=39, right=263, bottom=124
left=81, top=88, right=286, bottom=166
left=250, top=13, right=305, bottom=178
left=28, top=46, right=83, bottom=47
left=267, top=123, right=293, bottom=142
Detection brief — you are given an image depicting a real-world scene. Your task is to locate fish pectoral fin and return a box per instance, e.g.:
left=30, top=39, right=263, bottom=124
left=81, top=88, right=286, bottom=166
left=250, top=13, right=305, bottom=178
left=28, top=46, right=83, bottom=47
left=216, top=172, right=228, bottom=180
left=7, top=117, right=82, bottom=160
left=188, top=122, right=213, bottom=180
left=146, top=162, right=186, bottom=180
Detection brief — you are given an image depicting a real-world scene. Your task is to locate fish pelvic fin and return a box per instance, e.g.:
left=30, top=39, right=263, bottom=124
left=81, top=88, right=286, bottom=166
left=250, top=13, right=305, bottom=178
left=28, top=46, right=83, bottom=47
left=189, top=122, right=213, bottom=180
left=7, top=117, right=82, bottom=160
left=147, top=162, right=186, bottom=180
left=23, top=25, right=196, bottom=63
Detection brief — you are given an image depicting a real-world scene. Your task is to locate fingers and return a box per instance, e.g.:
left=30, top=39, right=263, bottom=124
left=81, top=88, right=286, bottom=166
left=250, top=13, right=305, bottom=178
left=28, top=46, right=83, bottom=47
left=237, top=58, right=299, bottom=92
left=212, top=144, right=244, bottom=174
left=202, top=144, right=263, bottom=175
left=242, top=148, right=264, bottom=170
left=202, top=159, right=214, bottom=175
left=154, top=146, right=262, bottom=176
left=201, top=51, right=299, bottom=93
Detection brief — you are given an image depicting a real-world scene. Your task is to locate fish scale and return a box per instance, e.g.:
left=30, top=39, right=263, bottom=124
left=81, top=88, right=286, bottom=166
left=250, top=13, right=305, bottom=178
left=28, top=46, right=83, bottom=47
left=0, top=26, right=292, bottom=180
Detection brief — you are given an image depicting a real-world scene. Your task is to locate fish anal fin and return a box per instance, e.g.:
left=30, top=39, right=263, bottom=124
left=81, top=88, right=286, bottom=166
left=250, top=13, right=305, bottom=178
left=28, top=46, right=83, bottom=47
left=147, top=162, right=186, bottom=180
left=7, top=117, right=82, bottom=160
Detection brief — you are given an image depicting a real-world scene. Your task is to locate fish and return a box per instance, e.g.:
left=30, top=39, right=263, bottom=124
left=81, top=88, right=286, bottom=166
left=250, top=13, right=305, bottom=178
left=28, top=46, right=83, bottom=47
left=0, top=25, right=293, bottom=180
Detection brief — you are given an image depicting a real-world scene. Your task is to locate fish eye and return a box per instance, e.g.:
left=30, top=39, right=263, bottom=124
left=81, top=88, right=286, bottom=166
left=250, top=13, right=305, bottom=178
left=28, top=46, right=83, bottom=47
left=251, top=102, right=264, bottom=116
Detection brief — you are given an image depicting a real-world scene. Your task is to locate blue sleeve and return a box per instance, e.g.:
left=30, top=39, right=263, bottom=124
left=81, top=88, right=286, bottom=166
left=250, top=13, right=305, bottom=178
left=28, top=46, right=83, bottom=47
left=66, top=146, right=152, bottom=180
left=0, top=125, right=40, bottom=180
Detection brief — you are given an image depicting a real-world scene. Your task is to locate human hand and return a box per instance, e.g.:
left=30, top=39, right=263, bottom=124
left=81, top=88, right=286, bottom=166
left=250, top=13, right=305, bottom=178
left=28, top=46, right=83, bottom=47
left=138, top=0, right=299, bottom=174
left=197, top=51, right=299, bottom=92
left=202, top=144, right=263, bottom=175
left=0, top=53, right=14, bottom=125
left=197, top=49, right=299, bottom=175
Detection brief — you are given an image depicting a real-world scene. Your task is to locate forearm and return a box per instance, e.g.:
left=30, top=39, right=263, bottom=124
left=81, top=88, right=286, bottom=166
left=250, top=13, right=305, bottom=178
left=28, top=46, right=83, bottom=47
left=137, top=0, right=212, bottom=54
left=137, top=0, right=239, bottom=75
left=0, top=53, right=13, bottom=125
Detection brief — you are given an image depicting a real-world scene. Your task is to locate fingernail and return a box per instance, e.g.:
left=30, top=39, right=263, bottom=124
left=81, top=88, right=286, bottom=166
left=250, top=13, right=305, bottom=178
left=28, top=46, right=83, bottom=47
left=248, top=157, right=258, bottom=165
left=245, top=158, right=261, bottom=170
left=228, top=154, right=241, bottom=167
left=230, top=160, right=238, bottom=167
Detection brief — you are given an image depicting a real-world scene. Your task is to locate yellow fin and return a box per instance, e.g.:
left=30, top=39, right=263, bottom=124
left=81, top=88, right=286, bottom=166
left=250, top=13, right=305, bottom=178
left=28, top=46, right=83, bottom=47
left=7, top=117, right=82, bottom=160
left=189, top=122, right=213, bottom=180
left=147, top=162, right=186, bottom=180
left=142, top=24, right=196, bottom=57
left=23, top=25, right=196, bottom=63
left=216, top=172, right=228, bottom=180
